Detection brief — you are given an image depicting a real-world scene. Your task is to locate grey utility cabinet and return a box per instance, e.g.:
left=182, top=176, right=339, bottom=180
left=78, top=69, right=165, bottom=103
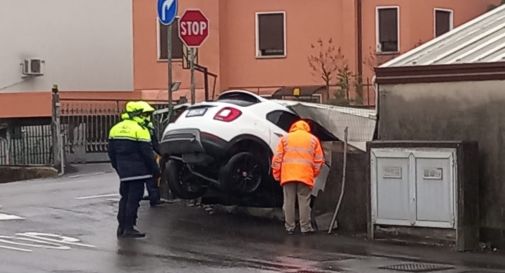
left=367, top=141, right=479, bottom=251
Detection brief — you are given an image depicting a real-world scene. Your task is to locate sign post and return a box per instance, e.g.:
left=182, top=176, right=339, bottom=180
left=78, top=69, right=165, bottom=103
left=157, top=0, right=177, bottom=115
left=179, top=9, right=209, bottom=104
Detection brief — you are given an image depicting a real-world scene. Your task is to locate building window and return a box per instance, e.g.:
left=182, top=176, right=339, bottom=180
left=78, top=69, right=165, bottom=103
left=256, top=12, right=286, bottom=58
left=376, top=7, right=399, bottom=53
left=435, top=9, right=453, bottom=37
left=158, top=19, right=183, bottom=60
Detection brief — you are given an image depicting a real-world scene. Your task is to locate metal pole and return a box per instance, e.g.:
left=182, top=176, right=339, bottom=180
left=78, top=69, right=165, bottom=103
left=59, top=123, right=64, bottom=175
left=203, top=66, right=209, bottom=101
left=190, top=47, right=196, bottom=104
left=51, top=85, right=62, bottom=172
left=328, top=127, right=349, bottom=233
left=167, top=24, right=174, bottom=118
left=367, top=78, right=370, bottom=106
left=5, top=127, right=10, bottom=165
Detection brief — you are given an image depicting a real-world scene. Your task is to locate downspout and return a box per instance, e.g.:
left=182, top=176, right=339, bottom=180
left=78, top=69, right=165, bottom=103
left=357, top=0, right=363, bottom=78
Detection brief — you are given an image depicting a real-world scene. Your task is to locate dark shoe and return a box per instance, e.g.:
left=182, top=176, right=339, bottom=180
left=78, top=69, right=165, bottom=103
left=150, top=199, right=167, bottom=207
left=286, top=230, right=295, bottom=235
left=141, top=196, right=150, bottom=201
left=116, top=226, right=124, bottom=237
left=121, top=228, right=146, bottom=238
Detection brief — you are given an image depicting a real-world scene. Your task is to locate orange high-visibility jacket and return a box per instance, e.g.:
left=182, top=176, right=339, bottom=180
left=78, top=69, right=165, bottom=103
left=271, top=120, right=324, bottom=188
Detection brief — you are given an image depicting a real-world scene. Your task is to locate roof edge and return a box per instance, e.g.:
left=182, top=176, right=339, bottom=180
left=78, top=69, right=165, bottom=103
left=375, top=62, right=505, bottom=84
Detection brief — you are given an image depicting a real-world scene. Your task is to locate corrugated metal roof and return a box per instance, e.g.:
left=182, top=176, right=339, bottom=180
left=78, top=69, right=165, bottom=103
left=382, top=4, right=505, bottom=67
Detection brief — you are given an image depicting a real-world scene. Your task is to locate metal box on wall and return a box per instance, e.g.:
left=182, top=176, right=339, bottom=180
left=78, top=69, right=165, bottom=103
left=367, top=141, right=479, bottom=251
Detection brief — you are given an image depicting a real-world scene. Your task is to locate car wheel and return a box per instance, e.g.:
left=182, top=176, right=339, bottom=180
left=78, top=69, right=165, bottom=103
left=165, top=159, right=207, bottom=199
left=219, top=152, right=264, bottom=194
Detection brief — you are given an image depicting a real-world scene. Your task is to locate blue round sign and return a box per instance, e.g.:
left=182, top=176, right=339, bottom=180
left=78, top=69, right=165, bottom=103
left=157, top=0, right=177, bottom=25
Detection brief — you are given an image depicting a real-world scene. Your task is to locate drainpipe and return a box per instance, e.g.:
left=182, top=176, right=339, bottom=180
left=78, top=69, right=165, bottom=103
left=357, top=0, right=363, bottom=78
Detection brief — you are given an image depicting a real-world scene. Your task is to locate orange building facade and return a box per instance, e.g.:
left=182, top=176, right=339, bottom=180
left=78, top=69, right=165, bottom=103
left=134, top=0, right=500, bottom=105
left=0, top=0, right=499, bottom=117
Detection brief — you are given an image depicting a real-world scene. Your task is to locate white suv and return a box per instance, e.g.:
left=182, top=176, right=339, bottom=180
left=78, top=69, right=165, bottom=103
left=159, top=90, right=336, bottom=205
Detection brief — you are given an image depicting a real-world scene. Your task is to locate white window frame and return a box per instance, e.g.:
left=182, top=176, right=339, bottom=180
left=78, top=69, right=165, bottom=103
left=255, top=11, right=287, bottom=59
left=375, top=6, right=400, bottom=54
left=433, top=8, right=454, bottom=37
left=156, top=17, right=183, bottom=61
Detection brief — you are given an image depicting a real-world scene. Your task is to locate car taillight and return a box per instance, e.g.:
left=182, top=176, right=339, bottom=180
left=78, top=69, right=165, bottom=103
left=214, top=107, right=242, bottom=122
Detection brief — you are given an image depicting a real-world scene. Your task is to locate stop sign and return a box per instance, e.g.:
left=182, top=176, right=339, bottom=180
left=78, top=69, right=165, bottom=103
left=179, top=9, right=209, bottom=48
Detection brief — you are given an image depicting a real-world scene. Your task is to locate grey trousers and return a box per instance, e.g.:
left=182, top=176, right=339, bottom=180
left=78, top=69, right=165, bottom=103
left=282, top=182, right=314, bottom=233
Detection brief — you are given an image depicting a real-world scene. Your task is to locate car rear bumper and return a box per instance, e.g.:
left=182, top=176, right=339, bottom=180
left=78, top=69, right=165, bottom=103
left=159, top=129, right=228, bottom=161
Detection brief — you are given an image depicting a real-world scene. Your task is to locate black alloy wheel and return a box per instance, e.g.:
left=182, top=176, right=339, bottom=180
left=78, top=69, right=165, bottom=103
left=220, top=152, right=263, bottom=194
left=165, top=159, right=207, bottom=199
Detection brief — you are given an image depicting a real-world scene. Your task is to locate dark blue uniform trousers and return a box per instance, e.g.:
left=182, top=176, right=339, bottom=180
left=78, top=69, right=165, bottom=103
left=118, top=179, right=146, bottom=230
left=146, top=178, right=161, bottom=205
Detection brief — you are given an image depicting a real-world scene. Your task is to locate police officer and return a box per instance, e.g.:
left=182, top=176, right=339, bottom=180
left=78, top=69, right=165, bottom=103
left=108, top=101, right=160, bottom=238
left=135, top=101, right=166, bottom=207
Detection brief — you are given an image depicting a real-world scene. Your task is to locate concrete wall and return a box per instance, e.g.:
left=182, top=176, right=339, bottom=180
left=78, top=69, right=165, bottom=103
left=0, top=0, right=133, bottom=92
left=377, top=80, right=505, bottom=248
left=314, top=145, right=369, bottom=234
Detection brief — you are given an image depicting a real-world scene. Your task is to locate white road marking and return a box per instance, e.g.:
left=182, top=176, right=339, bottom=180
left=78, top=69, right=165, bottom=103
left=0, top=236, right=70, bottom=250
left=75, top=193, right=119, bottom=200
left=17, top=232, right=95, bottom=248
left=0, top=213, right=23, bottom=220
left=0, top=244, right=32, bottom=252
left=0, top=232, right=96, bottom=252
left=69, top=172, right=107, bottom=178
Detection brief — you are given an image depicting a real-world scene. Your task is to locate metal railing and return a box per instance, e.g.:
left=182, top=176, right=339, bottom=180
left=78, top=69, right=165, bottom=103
left=0, top=124, right=52, bottom=166
left=0, top=97, right=176, bottom=166
left=61, top=99, right=170, bottom=163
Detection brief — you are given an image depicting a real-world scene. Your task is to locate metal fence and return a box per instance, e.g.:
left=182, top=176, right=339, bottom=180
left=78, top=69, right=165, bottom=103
left=61, top=99, right=169, bottom=163
left=0, top=124, right=52, bottom=165
left=0, top=98, right=173, bottom=166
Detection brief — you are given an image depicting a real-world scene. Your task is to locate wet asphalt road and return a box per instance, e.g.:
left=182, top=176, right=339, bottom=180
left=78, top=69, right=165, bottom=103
left=1, top=164, right=505, bottom=273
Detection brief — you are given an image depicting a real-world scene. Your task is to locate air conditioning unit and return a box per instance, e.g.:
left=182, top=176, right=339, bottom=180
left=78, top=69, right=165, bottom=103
left=22, top=58, right=45, bottom=76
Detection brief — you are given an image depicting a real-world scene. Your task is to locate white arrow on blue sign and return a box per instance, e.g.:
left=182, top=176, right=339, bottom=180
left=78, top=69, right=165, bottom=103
left=157, top=0, right=177, bottom=25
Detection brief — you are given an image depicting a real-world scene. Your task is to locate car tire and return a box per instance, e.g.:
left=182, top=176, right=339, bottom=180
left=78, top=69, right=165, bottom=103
left=219, top=152, right=264, bottom=194
left=165, top=159, right=207, bottom=199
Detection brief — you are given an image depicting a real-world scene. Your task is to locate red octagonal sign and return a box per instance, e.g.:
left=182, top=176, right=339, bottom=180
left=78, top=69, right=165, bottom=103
left=179, top=9, right=209, bottom=48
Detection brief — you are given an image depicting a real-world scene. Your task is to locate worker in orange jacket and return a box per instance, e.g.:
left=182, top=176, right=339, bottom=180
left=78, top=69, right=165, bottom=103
left=271, top=120, right=324, bottom=235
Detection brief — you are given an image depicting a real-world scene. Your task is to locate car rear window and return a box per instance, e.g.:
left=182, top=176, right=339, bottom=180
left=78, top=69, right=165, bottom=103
left=266, top=110, right=299, bottom=132
left=217, top=92, right=260, bottom=107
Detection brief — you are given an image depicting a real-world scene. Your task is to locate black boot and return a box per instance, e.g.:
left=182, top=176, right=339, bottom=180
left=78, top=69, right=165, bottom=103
left=116, top=226, right=124, bottom=237
left=121, top=228, right=146, bottom=238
